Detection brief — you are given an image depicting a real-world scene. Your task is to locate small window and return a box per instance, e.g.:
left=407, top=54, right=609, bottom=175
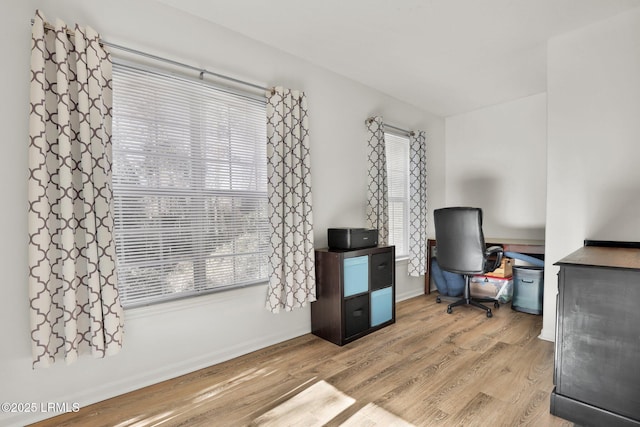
left=111, top=62, right=268, bottom=308
left=385, top=132, right=410, bottom=257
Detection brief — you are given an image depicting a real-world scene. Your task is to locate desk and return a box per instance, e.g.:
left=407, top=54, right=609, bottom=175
left=424, top=238, right=545, bottom=294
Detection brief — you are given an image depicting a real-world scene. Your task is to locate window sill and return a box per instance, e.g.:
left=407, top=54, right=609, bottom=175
left=124, top=281, right=268, bottom=320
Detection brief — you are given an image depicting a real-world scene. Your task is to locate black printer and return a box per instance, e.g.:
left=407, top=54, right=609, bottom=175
left=328, top=228, right=378, bottom=250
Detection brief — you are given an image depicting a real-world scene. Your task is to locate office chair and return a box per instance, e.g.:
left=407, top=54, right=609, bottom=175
left=433, top=207, right=504, bottom=318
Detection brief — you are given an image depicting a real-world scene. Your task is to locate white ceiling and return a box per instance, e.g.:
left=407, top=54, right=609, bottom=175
left=154, top=0, right=640, bottom=117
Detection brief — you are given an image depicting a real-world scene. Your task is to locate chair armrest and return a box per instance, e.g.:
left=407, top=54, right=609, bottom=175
left=484, top=246, right=504, bottom=273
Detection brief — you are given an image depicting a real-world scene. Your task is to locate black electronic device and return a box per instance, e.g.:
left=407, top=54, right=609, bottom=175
left=328, top=228, right=378, bottom=250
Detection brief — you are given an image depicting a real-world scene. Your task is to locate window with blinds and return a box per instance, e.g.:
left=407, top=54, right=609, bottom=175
left=111, top=62, right=269, bottom=308
left=385, top=132, right=410, bottom=257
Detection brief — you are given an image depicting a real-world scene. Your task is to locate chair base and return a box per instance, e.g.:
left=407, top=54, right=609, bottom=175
left=447, top=296, right=498, bottom=317
left=442, top=274, right=499, bottom=318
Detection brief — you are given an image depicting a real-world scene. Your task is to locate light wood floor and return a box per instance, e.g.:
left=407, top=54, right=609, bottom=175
left=31, top=294, right=573, bottom=427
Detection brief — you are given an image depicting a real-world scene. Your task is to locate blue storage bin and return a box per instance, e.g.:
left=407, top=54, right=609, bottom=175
left=371, top=287, right=393, bottom=326
left=512, top=266, right=544, bottom=314
left=344, top=256, right=369, bottom=297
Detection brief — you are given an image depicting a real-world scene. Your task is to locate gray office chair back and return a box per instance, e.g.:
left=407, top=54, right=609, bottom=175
left=434, top=207, right=504, bottom=317
left=434, top=207, right=486, bottom=274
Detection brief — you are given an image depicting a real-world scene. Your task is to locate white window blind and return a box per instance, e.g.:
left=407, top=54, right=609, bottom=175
left=111, top=62, right=268, bottom=308
left=385, top=132, right=410, bottom=257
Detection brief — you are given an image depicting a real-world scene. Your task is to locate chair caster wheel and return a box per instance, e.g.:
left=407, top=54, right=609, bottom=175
left=487, top=310, right=493, bottom=318
left=447, top=306, right=453, bottom=314
left=494, top=301, right=500, bottom=309
left=436, top=296, right=441, bottom=303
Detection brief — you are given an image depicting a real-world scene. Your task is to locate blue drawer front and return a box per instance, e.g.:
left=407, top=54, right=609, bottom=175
left=371, top=287, right=393, bottom=326
left=344, top=256, right=369, bottom=297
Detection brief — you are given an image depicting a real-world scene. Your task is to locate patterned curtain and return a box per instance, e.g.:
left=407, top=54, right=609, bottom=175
left=265, top=87, right=316, bottom=313
left=408, top=131, right=428, bottom=276
left=366, top=116, right=389, bottom=245
left=28, top=11, right=124, bottom=368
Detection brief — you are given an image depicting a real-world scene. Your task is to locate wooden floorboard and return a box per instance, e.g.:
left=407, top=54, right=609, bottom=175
left=29, top=294, right=573, bottom=427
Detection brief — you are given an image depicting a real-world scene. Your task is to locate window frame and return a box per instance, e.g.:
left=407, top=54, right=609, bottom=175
left=384, top=130, right=410, bottom=258
left=110, top=60, right=269, bottom=308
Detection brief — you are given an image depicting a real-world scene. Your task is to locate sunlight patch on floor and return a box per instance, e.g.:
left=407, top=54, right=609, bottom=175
left=192, top=367, right=275, bottom=404
left=115, top=410, right=177, bottom=427
left=342, top=402, right=416, bottom=426
left=249, top=380, right=415, bottom=427
left=250, top=380, right=355, bottom=427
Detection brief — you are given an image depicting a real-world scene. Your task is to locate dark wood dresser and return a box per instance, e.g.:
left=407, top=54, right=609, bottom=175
left=551, top=243, right=640, bottom=426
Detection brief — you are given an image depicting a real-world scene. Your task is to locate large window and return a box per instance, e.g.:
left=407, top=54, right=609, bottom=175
left=111, top=62, right=268, bottom=307
left=385, top=132, right=410, bottom=257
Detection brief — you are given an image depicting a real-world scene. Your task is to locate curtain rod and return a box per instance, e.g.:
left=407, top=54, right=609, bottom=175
left=366, top=117, right=414, bottom=136
left=30, top=19, right=271, bottom=93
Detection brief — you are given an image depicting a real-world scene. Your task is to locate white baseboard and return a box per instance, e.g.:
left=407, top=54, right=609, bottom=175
left=395, top=288, right=424, bottom=302
left=538, top=327, right=555, bottom=342
left=7, top=325, right=311, bottom=427
left=11, top=288, right=425, bottom=426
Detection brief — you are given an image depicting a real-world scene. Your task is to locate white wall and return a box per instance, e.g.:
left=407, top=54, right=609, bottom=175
left=444, top=93, right=547, bottom=239
left=541, top=7, right=640, bottom=340
left=0, top=1, right=444, bottom=425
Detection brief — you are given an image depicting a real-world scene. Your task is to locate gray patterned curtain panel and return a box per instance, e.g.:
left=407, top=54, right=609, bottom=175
left=28, top=11, right=124, bottom=368
left=265, top=87, right=316, bottom=313
left=408, top=131, right=428, bottom=276
left=366, top=116, right=389, bottom=245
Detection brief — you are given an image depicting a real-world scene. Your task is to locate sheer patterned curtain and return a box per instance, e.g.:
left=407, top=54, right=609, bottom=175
left=366, top=116, right=389, bottom=245
left=265, top=87, right=316, bottom=313
left=28, top=11, right=124, bottom=367
left=408, top=131, right=428, bottom=276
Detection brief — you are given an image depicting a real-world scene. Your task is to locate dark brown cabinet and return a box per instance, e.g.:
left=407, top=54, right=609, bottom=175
left=311, top=246, right=395, bottom=345
left=551, top=245, right=640, bottom=426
